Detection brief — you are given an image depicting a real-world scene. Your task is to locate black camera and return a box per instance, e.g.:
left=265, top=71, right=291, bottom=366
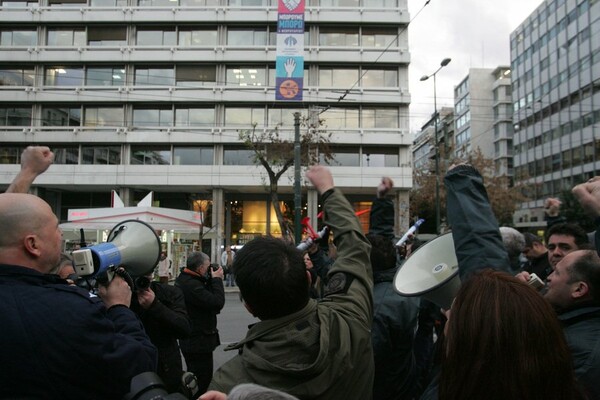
left=134, top=276, right=151, bottom=291
left=123, top=372, right=196, bottom=400
left=211, top=263, right=219, bottom=272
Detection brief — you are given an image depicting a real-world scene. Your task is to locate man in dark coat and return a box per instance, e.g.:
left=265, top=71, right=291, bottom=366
left=522, top=232, right=553, bottom=280
left=132, top=275, right=192, bottom=393
left=176, top=252, right=225, bottom=395
left=0, top=193, right=157, bottom=399
left=368, top=177, right=420, bottom=400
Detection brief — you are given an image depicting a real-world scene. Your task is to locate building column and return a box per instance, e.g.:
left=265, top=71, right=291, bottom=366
left=307, top=188, right=319, bottom=232
left=211, top=188, right=224, bottom=264
left=395, top=190, right=410, bottom=237
left=118, top=187, right=134, bottom=207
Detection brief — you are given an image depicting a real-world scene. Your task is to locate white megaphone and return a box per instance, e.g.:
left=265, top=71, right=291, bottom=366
left=393, top=233, right=460, bottom=310
left=72, top=220, right=161, bottom=279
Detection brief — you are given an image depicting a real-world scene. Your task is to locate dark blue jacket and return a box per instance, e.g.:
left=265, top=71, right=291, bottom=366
left=559, top=305, right=600, bottom=399
left=0, top=264, right=157, bottom=400
left=372, top=268, right=419, bottom=400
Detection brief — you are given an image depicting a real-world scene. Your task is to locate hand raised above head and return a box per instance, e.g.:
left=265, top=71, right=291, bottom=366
left=306, top=166, right=334, bottom=195
left=21, top=146, right=54, bottom=175
left=572, top=177, right=600, bottom=218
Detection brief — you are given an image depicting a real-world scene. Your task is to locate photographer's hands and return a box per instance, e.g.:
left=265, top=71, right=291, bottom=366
left=137, top=288, right=156, bottom=309
left=212, top=265, right=224, bottom=280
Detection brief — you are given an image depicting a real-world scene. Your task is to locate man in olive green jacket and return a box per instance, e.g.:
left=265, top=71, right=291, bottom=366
left=208, top=166, right=374, bottom=399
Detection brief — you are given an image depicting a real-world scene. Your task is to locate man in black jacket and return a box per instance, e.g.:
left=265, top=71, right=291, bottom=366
left=132, top=275, right=192, bottom=393
left=176, top=252, right=225, bottom=395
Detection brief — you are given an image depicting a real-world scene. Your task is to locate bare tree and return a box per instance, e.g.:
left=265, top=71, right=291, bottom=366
left=239, top=113, right=333, bottom=242
left=411, top=148, right=530, bottom=232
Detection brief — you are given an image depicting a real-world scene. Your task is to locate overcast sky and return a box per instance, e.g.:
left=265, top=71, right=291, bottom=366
left=407, top=0, right=543, bottom=132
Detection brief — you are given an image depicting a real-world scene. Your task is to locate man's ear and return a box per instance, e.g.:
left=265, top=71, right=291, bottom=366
left=23, top=234, right=42, bottom=257
left=572, top=281, right=590, bottom=299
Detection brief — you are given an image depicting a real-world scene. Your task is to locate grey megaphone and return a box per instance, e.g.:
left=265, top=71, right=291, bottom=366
left=393, top=233, right=460, bottom=310
left=72, top=220, right=161, bottom=278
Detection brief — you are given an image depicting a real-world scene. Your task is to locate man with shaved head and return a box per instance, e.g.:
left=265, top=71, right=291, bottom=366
left=0, top=148, right=157, bottom=399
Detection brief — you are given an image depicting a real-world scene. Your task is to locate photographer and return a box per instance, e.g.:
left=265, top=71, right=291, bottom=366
left=131, top=271, right=192, bottom=394
left=175, top=252, right=225, bottom=395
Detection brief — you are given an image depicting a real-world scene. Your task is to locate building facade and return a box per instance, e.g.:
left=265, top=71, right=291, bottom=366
left=0, top=0, right=413, bottom=262
left=510, top=0, right=600, bottom=228
left=453, top=67, right=513, bottom=169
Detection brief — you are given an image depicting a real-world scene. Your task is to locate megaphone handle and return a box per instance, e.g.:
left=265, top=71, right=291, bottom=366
left=113, top=266, right=135, bottom=290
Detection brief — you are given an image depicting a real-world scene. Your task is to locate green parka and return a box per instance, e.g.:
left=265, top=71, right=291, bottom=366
left=209, top=188, right=374, bottom=399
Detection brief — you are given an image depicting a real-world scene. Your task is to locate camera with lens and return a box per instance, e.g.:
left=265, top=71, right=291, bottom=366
left=123, top=372, right=198, bottom=400
left=134, top=276, right=151, bottom=291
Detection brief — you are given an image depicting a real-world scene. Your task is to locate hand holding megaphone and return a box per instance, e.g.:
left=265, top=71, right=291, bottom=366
left=98, top=268, right=132, bottom=308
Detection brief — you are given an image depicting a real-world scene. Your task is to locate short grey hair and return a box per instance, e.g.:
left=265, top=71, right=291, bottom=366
left=228, top=384, right=299, bottom=400
left=500, top=227, right=525, bottom=258
left=186, top=251, right=209, bottom=271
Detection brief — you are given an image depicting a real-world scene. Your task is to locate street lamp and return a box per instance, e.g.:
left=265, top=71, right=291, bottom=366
left=420, top=57, right=451, bottom=235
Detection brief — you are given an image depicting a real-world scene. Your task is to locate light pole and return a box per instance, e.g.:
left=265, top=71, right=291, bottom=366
left=420, top=57, right=451, bottom=235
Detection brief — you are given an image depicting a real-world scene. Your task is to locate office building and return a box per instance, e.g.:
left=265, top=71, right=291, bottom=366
left=0, top=0, right=413, bottom=261
left=510, top=0, right=600, bottom=228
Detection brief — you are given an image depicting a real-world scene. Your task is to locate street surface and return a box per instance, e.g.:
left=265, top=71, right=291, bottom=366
left=213, top=291, right=258, bottom=369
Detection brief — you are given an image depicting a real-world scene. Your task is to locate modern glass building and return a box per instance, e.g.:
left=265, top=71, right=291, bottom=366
left=0, top=0, right=413, bottom=262
left=510, top=0, right=600, bottom=228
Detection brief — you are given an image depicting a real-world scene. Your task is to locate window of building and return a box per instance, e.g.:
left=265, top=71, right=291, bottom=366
left=136, top=28, right=177, bottom=46
left=0, top=147, right=22, bottom=164
left=225, top=107, right=265, bottom=127
left=137, top=0, right=172, bottom=5
left=176, top=65, right=216, bottom=86
left=87, top=27, right=126, bottom=46
left=41, top=106, right=81, bottom=126
left=319, top=27, right=359, bottom=46
left=0, top=107, right=31, bottom=126
left=90, top=0, right=127, bottom=6
left=86, top=67, right=125, bottom=86
left=362, top=146, right=399, bottom=167
left=45, top=67, right=85, bottom=86
left=131, top=146, right=172, bottom=165
left=52, top=146, right=79, bottom=164
left=133, top=108, right=173, bottom=127
left=0, top=29, right=36, bottom=46
left=135, top=67, right=175, bottom=86
left=226, top=66, right=268, bottom=86
left=47, top=28, right=86, bottom=46
left=228, top=0, right=275, bottom=6
left=48, top=0, right=85, bottom=6
left=178, top=28, right=218, bottom=46
left=173, top=146, right=213, bottom=165
left=178, top=0, right=219, bottom=6
left=361, top=27, right=397, bottom=47
left=0, top=67, right=34, bottom=86
left=223, top=146, right=254, bottom=165
left=323, top=146, right=359, bottom=166
left=361, top=68, right=397, bottom=87
left=267, top=107, right=304, bottom=128
left=317, top=0, right=359, bottom=6
left=175, top=107, right=215, bottom=126
left=362, top=107, right=398, bottom=128
left=320, top=107, right=359, bottom=129
left=227, top=28, right=268, bottom=46
left=318, top=68, right=358, bottom=87
left=82, top=146, right=121, bottom=164
left=0, top=0, right=39, bottom=7
left=84, top=107, right=124, bottom=126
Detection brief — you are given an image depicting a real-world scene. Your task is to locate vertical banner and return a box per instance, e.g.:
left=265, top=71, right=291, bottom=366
left=276, top=0, right=305, bottom=101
